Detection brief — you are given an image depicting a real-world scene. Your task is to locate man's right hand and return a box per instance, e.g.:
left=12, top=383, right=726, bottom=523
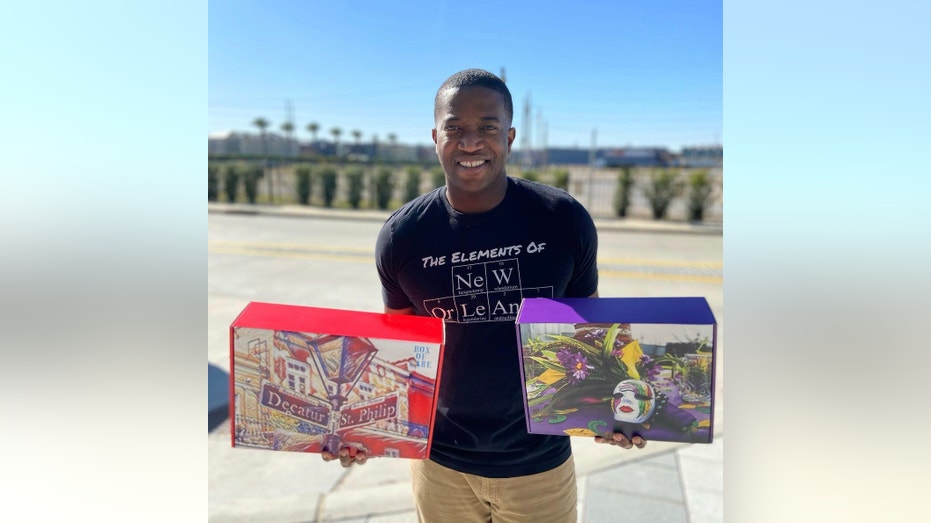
left=321, top=447, right=368, bottom=467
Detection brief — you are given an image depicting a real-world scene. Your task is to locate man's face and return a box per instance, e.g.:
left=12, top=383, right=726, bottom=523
left=432, top=86, right=515, bottom=200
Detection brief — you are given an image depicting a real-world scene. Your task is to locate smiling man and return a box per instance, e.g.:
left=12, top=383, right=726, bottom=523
left=431, top=73, right=515, bottom=214
left=324, top=68, right=646, bottom=522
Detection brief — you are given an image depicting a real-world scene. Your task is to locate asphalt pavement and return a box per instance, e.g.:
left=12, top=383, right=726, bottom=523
left=208, top=202, right=723, bottom=523
left=206, top=202, right=723, bottom=236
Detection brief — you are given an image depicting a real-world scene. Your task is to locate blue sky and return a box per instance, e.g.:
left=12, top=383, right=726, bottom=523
left=209, top=0, right=722, bottom=150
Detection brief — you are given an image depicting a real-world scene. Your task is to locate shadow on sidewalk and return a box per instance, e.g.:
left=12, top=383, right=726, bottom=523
left=208, top=363, right=229, bottom=432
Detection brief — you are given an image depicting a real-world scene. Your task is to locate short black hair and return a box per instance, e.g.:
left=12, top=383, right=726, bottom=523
left=434, top=68, right=513, bottom=125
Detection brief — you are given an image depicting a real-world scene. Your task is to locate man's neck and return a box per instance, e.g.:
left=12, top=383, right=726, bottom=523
left=444, top=176, right=508, bottom=214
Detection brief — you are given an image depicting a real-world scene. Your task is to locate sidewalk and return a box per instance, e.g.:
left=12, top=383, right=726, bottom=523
left=208, top=202, right=723, bottom=522
left=208, top=414, right=722, bottom=522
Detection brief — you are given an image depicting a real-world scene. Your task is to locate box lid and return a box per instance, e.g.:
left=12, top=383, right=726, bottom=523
left=516, top=297, right=715, bottom=325
left=231, top=301, right=444, bottom=343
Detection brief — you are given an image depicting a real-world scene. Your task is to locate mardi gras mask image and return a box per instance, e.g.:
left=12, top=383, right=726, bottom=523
left=611, top=379, right=657, bottom=424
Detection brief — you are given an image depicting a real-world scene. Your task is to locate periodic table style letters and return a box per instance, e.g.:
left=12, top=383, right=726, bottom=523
left=424, top=258, right=553, bottom=324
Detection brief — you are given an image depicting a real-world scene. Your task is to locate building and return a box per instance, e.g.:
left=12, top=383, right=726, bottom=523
left=675, top=146, right=723, bottom=168
left=545, top=147, right=592, bottom=166
left=595, top=147, right=674, bottom=168
left=209, top=131, right=299, bottom=157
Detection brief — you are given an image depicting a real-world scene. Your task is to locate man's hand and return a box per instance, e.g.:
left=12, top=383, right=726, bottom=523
left=594, top=432, right=647, bottom=450
left=321, top=446, right=368, bottom=467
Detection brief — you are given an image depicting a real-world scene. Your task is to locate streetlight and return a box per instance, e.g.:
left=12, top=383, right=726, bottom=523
left=308, top=334, right=379, bottom=454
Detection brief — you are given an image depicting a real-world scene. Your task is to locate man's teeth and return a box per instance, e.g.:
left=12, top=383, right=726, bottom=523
left=460, top=160, right=485, bottom=168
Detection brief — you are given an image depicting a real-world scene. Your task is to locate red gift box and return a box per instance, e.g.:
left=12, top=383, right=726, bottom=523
left=230, top=301, right=445, bottom=459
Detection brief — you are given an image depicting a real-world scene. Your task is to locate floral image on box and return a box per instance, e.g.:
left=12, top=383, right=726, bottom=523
left=520, top=322, right=714, bottom=443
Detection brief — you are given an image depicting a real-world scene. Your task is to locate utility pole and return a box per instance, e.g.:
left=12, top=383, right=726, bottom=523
left=521, top=93, right=532, bottom=171
left=277, top=99, right=295, bottom=203
left=536, top=107, right=545, bottom=172
left=286, top=99, right=295, bottom=157
left=587, top=128, right=597, bottom=209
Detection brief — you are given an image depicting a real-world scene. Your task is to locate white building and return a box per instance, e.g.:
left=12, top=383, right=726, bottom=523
left=209, top=131, right=299, bottom=157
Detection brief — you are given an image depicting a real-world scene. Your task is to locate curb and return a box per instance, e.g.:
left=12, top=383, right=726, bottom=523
left=208, top=203, right=722, bottom=236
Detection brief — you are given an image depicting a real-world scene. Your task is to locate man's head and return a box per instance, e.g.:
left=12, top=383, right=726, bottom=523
left=432, top=69, right=516, bottom=213
left=434, top=69, right=513, bottom=126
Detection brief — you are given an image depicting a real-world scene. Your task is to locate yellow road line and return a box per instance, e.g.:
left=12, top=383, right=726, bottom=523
left=209, top=245, right=372, bottom=263
left=210, top=240, right=372, bottom=253
left=600, top=257, right=722, bottom=269
left=208, top=241, right=722, bottom=283
left=599, top=269, right=723, bottom=284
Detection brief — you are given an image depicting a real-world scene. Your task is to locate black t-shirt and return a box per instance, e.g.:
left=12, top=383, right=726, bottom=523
left=375, top=176, right=599, bottom=478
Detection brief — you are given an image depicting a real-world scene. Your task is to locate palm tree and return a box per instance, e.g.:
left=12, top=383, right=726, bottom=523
left=252, top=117, right=272, bottom=202
left=330, top=127, right=342, bottom=158
left=281, top=121, right=295, bottom=157
left=351, top=129, right=363, bottom=155
left=252, top=117, right=270, bottom=155
left=306, top=122, right=320, bottom=151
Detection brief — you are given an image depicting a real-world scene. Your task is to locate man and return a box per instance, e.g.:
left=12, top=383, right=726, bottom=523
left=323, top=68, right=645, bottom=522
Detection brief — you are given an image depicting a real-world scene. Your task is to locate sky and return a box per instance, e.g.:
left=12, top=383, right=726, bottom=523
left=209, top=0, right=722, bottom=151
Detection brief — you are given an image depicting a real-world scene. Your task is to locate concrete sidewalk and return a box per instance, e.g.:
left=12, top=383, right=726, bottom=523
left=208, top=415, right=722, bottom=523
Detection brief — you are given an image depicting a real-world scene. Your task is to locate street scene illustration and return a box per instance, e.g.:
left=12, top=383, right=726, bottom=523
left=232, top=327, right=442, bottom=459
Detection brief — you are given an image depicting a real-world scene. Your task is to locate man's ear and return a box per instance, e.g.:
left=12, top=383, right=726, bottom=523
left=507, top=127, right=516, bottom=153
left=432, top=128, right=438, bottom=144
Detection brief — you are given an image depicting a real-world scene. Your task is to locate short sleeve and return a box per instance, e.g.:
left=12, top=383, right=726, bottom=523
left=375, top=219, right=413, bottom=310
left=565, top=201, right=599, bottom=297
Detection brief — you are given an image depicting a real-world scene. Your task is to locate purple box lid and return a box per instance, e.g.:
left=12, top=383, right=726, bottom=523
left=516, top=297, right=715, bottom=325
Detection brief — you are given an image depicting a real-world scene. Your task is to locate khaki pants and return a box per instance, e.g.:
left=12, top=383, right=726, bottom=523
left=410, top=457, right=577, bottom=523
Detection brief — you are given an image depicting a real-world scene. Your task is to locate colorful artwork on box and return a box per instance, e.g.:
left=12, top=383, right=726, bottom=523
left=519, top=322, right=715, bottom=443
left=231, top=327, right=441, bottom=458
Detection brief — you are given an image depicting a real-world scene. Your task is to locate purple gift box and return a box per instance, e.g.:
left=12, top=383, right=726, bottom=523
left=515, top=297, right=717, bottom=444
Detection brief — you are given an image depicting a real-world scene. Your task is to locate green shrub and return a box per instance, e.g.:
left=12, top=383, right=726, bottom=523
left=522, top=170, right=539, bottom=183
left=208, top=164, right=220, bottom=201
left=295, top=165, right=313, bottom=205
left=687, top=170, right=715, bottom=222
left=243, top=165, right=264, bottom=204
left=431, top=166, right=446, bottom=188
left=552, top=169, right=570, bottom=191
left=613, top=167, right=634, bottom=217
left=374, top=166, right=396, bottom=210
left=346, top=166, right=365, bottom=209
left=320, top=166, right=338, bottom=207
left=404, top=166, right=421, bottom=202
left=643, top=169, right=684, bottom=220
left=223, top=164, right=239, bottom=203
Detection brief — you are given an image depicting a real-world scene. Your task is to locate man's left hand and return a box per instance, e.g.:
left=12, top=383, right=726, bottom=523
left=594, top=432, right=647, bottom=449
